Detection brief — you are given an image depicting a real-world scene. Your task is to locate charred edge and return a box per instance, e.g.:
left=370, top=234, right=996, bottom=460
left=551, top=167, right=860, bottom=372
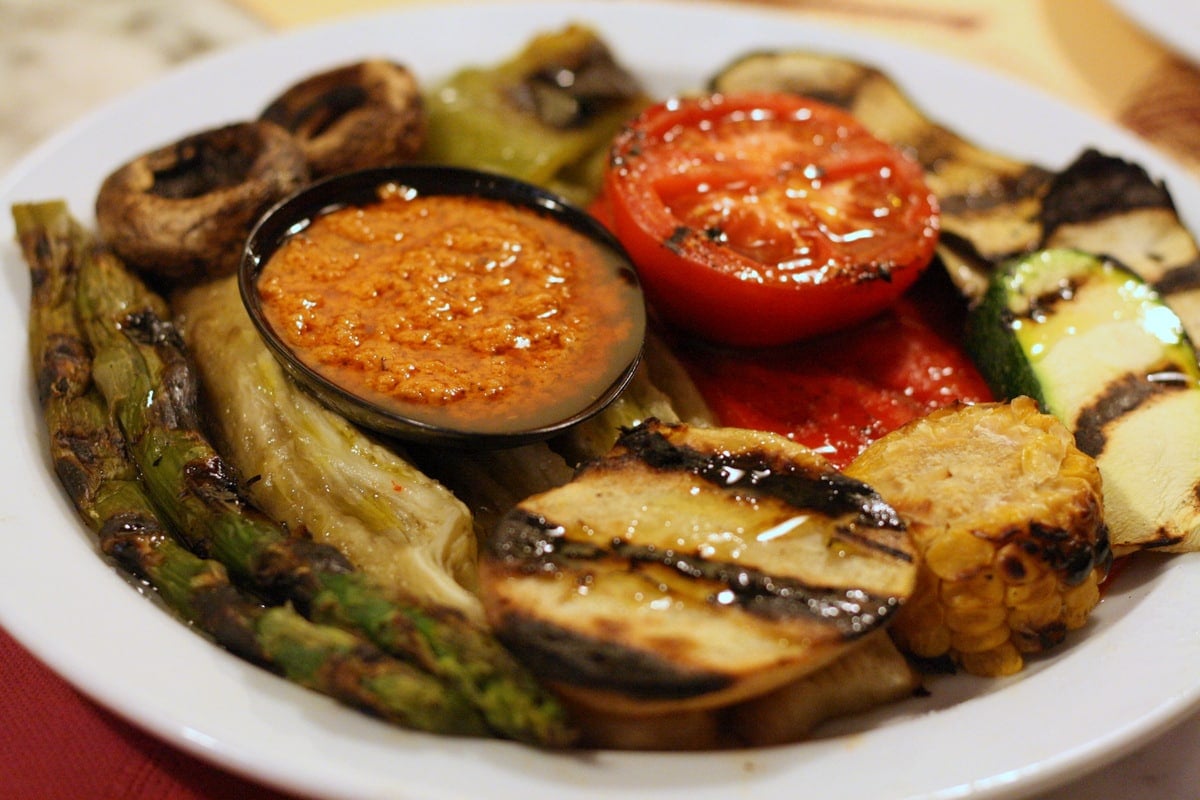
left=665, top=226, right=689, bottom=255
left=183, top=454, right=243, bottom=509
left=51, top=423, right=123, bottom=506
left=256, top=537, right=356, bottom=608
left=615, top=423, right=907, bottom=533
left=320, top=647, right=407, bottom=718
left=28, top=233, right=55, bottom=293
left=496, top=612, right=731, bottom=700
left=1074, top=370, right=1190, bottom=457
left=509, top=39, right=643, bottom=130
left=120, top=308, right=185, bottom=350
left=1134, top=528, right=1188, bottom=551
left=936, top=164, right=1053, bottom=217
left=189, top=582, right=270, bottom=665
left=491, top=509, right=901, bottom=637
left=1011, top=620, right=1067, bottom=653
left=122, top=310, right=205, bottom=432
left=1040, top=149, right=1176, bottom=238
left=934, top=230, right=998, bottom=275
left=98, top=510, right=171, bottom=560
left=1026, top=520, right=1108, bottom=587
left=1153, top=257, right=1200, bottom=297
left=1093, top=526, right=1115, bottom=581
left=38, top=333, right=91, bottom=405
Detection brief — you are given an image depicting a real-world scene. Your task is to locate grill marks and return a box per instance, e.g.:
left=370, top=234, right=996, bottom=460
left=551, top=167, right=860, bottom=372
left=1074, top=371, right=1192, bottom=458
left=496, top=507, right=902, bottom=636
left=481, top=421, right=918, bottom=707
left=488, top=422, right=911, bottom=635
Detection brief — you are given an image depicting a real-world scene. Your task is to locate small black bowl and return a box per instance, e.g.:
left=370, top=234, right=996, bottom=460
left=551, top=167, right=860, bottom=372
left=239, top=165, right=646, bottom=449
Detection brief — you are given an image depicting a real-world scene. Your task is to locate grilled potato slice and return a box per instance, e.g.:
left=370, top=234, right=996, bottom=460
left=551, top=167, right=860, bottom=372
left=479, top=420, right=917, bottom=715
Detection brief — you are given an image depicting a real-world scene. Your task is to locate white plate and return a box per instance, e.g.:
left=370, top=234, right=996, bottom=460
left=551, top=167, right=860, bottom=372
left=1109, top=0, right=1200, bottom=64
left=1, top=2, right=1199, bottom=799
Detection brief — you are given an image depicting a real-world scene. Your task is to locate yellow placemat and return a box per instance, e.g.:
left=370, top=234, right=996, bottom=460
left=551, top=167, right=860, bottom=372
left=229, top=0, right=1199, bottom=172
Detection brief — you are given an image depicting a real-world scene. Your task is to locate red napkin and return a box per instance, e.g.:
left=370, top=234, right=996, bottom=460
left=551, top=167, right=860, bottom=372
left=0, top=625, right=305, bottom=800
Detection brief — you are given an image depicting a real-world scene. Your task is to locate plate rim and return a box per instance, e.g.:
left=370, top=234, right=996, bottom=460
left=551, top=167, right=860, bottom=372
left=2, top=3, right=1199, bottom=800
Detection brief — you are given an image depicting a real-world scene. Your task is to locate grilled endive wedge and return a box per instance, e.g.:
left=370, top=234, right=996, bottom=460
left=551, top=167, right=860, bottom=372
left=709, top=52, right=1200, bottom=349
left=174, top=276, right=483, bottom=618
left=479, top=419, right=917, bottom=715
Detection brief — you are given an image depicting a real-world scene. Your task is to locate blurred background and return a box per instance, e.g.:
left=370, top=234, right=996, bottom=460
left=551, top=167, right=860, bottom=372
left=2, top=0, right=1198, bottom=174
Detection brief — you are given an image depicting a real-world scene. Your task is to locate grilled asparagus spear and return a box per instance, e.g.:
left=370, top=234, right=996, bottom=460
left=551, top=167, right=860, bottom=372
left=15, top=200, right=487, bottom=735
left=44, top=205, right=572, bottom=746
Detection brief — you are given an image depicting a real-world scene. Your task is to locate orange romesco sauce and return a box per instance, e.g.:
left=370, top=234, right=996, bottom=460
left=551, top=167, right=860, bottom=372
left=256, top=190, right=642, bottom=434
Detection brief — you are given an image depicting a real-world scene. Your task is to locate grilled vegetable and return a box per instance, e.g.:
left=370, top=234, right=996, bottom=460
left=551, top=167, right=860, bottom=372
left=419, top=24, right=649, bottom=204
left=260, top=59, right=425, bottom=179
left=709, top=49, right=1049, bottom=301
left=846, top=397, right=1110, bottom=676
left=94, top=121, right=309, bottom=285
left=562, top=630, right=918, bottom=750
left=599, top=90, right=939, bottom=346
left=725, top=630, right=919, bottom=746
left=14, top=199, right=486, bottom=736
left=480, top=419, right=918, bottom=714
left=174, top=277, right=482, bottom=618
left=65, top=217, right=573, bottom=746
left=708, top=53, right=1200, bottom=350
left=966, top=249, right=1200, bottom=553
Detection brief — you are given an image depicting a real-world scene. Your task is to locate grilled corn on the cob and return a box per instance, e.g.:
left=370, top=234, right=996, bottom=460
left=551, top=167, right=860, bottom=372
left=846, top=397, right=1111, bottom=677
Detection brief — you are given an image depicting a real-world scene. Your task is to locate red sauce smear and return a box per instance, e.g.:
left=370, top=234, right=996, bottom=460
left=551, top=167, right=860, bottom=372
left=672, top=271, right=994, bottom=469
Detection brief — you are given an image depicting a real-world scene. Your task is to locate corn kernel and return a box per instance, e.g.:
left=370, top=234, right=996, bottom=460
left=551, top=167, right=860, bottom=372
left=893, top=614, right=952, bottom=659
left=1005, top=572, right=1056, bottom=606
left=1062, top=574, right=1101, bottom=629
left=1008, top=593, right=1064, bottom=634
left=924, top=528, right=994, bottom=579
left=959, top=642, right=1023, bottom=677
left=950, top=623, right=1012, bottom=654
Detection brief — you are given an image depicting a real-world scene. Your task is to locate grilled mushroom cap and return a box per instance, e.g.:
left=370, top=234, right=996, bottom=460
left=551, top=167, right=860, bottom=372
left=260, top=59, right=426, bottom=178
left=95, top=120, right=309, bottom=285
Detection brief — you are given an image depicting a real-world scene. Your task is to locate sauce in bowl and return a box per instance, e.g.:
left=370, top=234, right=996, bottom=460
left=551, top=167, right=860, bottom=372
left=242, top=167, right=646, bottom=446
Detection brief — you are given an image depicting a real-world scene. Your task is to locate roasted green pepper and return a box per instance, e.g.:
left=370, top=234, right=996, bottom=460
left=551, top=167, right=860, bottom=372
left=419, top=24, right=649, bottom=204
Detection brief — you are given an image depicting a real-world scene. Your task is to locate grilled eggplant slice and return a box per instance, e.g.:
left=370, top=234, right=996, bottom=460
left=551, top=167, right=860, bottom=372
left=709, top=52, right=1200, bottom=350
left=479, top=420, right=917, bottom=715
left=966, top=249, right=1200, bottom=553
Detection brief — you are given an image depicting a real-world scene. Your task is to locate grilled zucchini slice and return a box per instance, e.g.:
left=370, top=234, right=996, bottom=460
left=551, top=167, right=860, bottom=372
left=479, top=420, right=917, bottom=715
left=966, top=248, right=1200, bottom=553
